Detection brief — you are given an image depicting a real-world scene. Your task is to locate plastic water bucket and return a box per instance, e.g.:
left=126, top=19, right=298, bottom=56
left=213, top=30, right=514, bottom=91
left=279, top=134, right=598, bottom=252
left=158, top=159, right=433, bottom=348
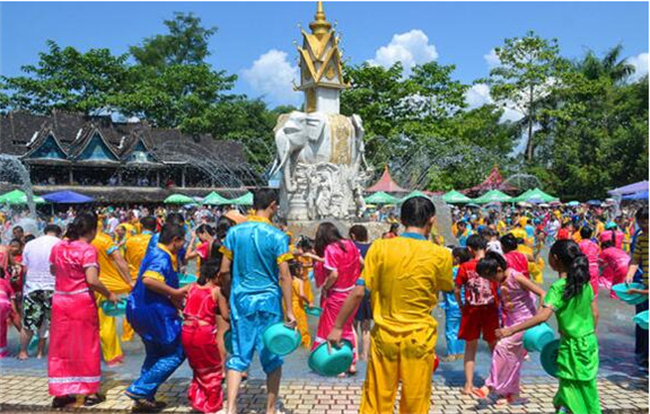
left=634, top=310, right=649, bottom=330
left=540, top=339, right=560, bottom=378
left=101, top=298, right=127, bottom=317
left=523, top=323, right=555, bottom=352
left=304, top=306, right=323, bottom=317
left=179, top=274, right=197, bottom=288
left=612, top=283, right=647, bottom=305
left=224, top=330, right=234, bottom=354
left=309, top=340, right=354, bottom=377
left=262, top=323, right=301, bottom=356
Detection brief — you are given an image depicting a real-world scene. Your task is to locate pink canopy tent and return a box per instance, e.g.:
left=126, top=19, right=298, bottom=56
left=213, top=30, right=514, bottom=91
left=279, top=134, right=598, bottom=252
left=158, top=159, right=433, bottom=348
left=365, top=166, right=409, bottom=193
left=461, top=165, right=518, bottom=196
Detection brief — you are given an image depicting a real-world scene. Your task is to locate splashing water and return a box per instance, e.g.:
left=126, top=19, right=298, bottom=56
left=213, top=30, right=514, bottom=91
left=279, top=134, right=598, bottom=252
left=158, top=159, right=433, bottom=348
left=0, top=154, right=36, bottom=218
left=503, top=174, right=542, bottom=192
left=157, top=141, right=266, bottom=198
left=431, top=194, right=457, bottom=246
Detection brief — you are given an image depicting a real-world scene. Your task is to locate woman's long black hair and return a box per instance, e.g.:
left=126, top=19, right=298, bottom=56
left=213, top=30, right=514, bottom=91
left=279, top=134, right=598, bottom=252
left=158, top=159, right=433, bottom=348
left=65, top=211, right=98, bottom=241
left=314, top=222, right=346, bottom=257
left=551, top=239, right=590, bottom=300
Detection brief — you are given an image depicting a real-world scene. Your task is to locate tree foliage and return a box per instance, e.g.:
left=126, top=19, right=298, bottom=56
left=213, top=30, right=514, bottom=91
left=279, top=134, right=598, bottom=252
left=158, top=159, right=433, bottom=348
left=481, top=31, right=567, bottom=162
left=0, top=17, right=647, bottom=199
left=130, top=12, right=217, bottom=68
left=1, top=40, right=129, bottom=114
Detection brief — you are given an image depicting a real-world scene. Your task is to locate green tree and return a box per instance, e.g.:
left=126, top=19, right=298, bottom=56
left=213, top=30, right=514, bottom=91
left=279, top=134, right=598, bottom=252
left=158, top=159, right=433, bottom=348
left=112, top=63, right=235, bottom=132
left=481, top=31, right=567, bottom=162
left=533, top=50, right=648, bottom=199
left=130, top=12, right=217, bottom=68
left=1, top=40, right=129, bottom=114
left=576, top=44, right=635, bottom=83
left=114, top=12, right=237, bottom=133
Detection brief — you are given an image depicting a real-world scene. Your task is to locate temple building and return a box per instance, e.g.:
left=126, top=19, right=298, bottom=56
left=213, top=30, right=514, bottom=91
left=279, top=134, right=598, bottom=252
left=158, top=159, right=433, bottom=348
left=0, top=111, right=259, bottom=202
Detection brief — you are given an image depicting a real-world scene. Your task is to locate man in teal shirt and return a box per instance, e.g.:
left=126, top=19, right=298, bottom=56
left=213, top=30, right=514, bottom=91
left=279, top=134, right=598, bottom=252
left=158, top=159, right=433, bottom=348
left=220, top=188, right=295, bottom=414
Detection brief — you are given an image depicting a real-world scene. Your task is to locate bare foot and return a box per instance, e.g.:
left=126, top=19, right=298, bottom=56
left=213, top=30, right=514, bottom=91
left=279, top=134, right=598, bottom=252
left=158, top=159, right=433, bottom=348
left=17, top=351, right=28, bottom=360
left=461, top=387, right=474, bottom=396
left=36, top=353, right=43, bottom=359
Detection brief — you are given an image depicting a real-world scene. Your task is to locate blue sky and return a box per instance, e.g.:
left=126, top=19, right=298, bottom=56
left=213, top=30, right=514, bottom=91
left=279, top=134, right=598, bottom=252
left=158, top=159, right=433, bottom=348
left=1, top=1, right=648, bottom=109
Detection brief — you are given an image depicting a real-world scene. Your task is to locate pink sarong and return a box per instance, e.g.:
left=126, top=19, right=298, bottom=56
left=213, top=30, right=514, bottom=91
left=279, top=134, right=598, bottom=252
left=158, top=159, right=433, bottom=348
left=579, top=240, right=601, bottom=299
left=486, top=270, right=536, bottom=396
left=599, top=247, right=630, bottom=297
left=311, top=240, right=360, bottom=360
left=0, top=278, right=13, bottom=358
left=48, top=240, right=101, bottom=396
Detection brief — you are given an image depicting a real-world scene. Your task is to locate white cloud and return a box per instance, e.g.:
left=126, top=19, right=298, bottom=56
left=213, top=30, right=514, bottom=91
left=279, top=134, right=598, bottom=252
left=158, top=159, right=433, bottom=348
left=242, top=49, right=300, bottom=106
left=484, top=49, right=500, bottom=68
left=369, top=30, right=438, bottom=74
left=464, top=83, right=524, bottom=123
left=627, top=52, right=649, bottom=82
left=465, top=83, right=492, bottom=109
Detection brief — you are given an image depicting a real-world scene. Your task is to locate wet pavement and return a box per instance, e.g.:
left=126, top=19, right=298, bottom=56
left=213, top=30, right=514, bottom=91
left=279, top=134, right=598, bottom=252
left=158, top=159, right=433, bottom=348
left=1, top=250, right=648, bottom=412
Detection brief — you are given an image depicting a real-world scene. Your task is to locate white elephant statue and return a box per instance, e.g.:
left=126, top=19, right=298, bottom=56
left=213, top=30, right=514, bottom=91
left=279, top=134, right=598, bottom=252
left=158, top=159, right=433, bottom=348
left=270, top=111, right=368, bottom=193
left=270, top=110, right=369, bottom=220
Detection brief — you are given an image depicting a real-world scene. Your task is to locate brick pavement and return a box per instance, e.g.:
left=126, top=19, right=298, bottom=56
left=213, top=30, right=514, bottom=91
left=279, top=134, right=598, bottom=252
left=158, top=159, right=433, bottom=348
left=0, top=374, right=647, bottom=413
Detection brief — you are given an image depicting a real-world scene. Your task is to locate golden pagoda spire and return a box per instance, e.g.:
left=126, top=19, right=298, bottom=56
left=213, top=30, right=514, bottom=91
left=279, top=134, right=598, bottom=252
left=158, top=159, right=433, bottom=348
left=309, top=1, right=332, bottom=37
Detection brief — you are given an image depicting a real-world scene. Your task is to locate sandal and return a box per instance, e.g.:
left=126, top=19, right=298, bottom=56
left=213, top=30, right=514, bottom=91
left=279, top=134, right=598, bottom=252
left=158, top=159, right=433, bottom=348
left=84, top=393, right=106, bottom=406
left=132, top=399, right=167, bottom=413
left=52, top=395, right=76, bottom=408
left=471, top=387, right=490, bottom=400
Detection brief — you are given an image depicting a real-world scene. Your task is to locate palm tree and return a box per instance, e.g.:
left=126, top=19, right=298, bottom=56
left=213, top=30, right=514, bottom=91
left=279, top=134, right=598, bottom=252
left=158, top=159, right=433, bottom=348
left=576, top=45, right=635, bottom=83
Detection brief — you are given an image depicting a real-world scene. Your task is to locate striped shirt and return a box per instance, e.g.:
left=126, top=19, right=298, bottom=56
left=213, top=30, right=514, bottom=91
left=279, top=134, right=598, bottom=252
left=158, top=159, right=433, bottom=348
left=632, top=231, right=649, bottom=286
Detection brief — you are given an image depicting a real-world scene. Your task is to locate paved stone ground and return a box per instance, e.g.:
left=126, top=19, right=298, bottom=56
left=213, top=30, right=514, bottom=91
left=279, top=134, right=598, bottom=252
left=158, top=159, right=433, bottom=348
left=1, top=258, right=648, bottom=413
left=0, top=373, right=647, bottom=413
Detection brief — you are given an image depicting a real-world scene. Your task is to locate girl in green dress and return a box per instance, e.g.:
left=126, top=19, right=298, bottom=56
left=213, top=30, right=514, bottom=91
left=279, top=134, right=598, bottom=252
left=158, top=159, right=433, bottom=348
left=496, top=240, right=600, bottom=414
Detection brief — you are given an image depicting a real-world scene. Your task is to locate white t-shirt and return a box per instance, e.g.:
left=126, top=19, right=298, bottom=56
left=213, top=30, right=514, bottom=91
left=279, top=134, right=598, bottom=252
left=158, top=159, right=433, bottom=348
left=487, top=240, right=504, bottom=255
left=22, top=235, right=60, bottom=294
left=107, top=217, right=119, bottom=234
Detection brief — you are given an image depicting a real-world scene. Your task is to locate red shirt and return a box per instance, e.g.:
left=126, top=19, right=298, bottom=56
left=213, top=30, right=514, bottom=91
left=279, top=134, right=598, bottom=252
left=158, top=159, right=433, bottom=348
left=455, top=258, right=499, bottom=307
left=557, top=228, right=570, bottom=240
left=505, top=251, right=530, bottom=279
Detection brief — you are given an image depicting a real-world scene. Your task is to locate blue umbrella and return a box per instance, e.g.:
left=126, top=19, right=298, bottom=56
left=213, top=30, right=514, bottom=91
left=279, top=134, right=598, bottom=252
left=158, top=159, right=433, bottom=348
left=42, top=190, right=94, bottom=203
left=586, top=200, right=601, bottom=206
left=566, top=201, right=580, bottom=207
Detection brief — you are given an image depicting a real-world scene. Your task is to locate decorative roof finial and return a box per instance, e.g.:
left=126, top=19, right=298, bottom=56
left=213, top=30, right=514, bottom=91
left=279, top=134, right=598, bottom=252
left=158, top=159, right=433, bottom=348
left=309, top=1, right=332, bottom=37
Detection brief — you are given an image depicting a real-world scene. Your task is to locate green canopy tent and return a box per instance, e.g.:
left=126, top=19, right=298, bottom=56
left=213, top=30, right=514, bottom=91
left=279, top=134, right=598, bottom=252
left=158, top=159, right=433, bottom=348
left=399, top=190, right=431, bottom=203
left=202, top=191, right=232, bottom=206
left=230, top=192, right=253, bottom=206
left=512, top=188, right=559, bottom=203
left=364, top=191, right=399, bottom=205
left=473, top=189, right=513, bottom=204
left=164, top=194, right=196, bottom=205
left=442, top=190, right=473, bottom=204
left=0, top=189, right=47, bottom=205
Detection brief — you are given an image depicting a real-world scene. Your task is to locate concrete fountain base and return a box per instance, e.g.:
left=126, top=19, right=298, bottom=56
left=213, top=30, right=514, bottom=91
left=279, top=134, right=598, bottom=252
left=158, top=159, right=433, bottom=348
left=287, top=220, right=391, bottom=241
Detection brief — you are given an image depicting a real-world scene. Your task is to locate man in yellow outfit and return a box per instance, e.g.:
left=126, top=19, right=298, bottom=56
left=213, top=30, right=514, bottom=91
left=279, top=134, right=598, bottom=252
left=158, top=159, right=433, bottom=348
left=121, top=216, right=157, bottom=342
left=93, top=223, right=133, bottom=365
left=328, top=196, right=453, bottom=414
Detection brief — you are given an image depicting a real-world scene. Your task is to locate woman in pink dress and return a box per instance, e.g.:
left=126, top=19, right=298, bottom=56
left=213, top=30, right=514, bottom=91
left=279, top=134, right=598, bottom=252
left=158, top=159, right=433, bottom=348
left=500, top=234, right=530, bottom=279
left=599, top=227, right=625, bottom=250
left=311, top=222, right=361, bottom=375
left=475, top=252, right=545, bottom=404
left=0, top=268, right=18, bottom=358
left=598, top=239, right=630, bottom=297
left=577, top=227, right=600, bottom=298
left=49, top=212, right=117, bottom=408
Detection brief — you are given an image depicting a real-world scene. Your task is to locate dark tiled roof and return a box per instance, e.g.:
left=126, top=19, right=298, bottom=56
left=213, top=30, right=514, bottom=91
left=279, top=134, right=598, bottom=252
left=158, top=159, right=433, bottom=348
left=0, top=111, right=247, bottom=166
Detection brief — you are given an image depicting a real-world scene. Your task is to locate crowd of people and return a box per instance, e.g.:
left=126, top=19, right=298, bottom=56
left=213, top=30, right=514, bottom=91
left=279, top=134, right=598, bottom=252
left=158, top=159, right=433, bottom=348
left=0, top=189, right=647, bottom=414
